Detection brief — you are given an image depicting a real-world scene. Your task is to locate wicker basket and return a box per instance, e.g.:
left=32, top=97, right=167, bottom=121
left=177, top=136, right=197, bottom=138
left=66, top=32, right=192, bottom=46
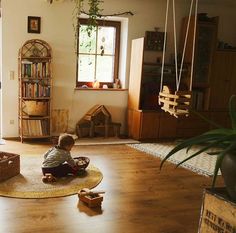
left=25, top=101, right=48, bottom=116
left=74, top=156, right=90, bottom=170
left=0, top=152, right=20, bottom=182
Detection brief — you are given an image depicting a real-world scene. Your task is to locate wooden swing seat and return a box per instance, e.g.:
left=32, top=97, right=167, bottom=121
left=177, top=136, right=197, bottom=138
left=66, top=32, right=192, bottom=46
left=158, top=86, right=191, bottom=118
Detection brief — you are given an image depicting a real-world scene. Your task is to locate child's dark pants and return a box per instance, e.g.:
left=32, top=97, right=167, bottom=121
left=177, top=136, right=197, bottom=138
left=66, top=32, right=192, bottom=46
left=42, top=163, right=76, bottom=177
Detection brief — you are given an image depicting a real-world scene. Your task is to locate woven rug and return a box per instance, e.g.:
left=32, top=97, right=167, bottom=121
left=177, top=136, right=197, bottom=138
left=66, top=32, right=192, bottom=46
left=0, top=156, right=103, bottom=199
left=129, top=143, right=220, bottom=177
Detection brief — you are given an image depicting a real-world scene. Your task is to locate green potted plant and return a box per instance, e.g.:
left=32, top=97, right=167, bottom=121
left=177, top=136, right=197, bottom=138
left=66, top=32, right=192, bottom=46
left=160, top=95, right=236, bottom=201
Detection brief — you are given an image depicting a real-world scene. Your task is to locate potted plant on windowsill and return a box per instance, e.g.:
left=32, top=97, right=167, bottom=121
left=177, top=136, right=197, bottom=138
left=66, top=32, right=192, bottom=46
left=160, top=95, right=236, bottom=202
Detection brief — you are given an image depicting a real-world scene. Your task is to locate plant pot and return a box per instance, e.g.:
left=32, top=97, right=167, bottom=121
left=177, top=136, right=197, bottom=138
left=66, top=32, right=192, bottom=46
left=220, top=153, right=236, bottom=202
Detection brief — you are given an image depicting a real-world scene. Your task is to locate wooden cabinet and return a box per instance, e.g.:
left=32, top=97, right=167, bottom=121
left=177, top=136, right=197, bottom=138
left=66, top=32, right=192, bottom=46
left=128, top=110, right=160, bottom=140
left=128, top=37, right=192, bottom=140
left=128, top=15, right=235, bottom=141
left=128, top=109, right=179, bottom=140
left=176, top=112, right=210, bottom=138
left=18, top=39, right=52, bottom=142
left=209, top=50, right=236, bottom=110
left=128, top=37, right=159, bottom=140
left=179, top=15, right=218, bottom=110
left=210, top=111, right=231, bottom=129
left=158, top=113, right=177, bottom=138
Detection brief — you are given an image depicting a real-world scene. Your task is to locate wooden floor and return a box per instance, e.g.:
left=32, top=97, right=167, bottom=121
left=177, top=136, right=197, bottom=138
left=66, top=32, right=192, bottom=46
left=0, top=139, right=224, bottom=233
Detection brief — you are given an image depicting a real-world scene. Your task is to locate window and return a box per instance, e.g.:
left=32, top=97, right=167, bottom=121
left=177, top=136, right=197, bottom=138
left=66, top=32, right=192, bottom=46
left=76, top=19, right=121, bottom=88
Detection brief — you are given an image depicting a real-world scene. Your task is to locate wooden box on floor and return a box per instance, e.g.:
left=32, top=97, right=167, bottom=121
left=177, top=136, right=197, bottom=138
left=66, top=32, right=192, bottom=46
left=198, top=188, right=236, bottom=233
left=79, top=194, right=103, bottom=208
left=0, top=152, right=20, bottom=182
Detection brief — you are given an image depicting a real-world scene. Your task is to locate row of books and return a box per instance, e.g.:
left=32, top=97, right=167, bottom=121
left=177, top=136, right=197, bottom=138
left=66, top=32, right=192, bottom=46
left=21, top=61, right=50, bottom=78
left=191, top=90, right=204, bottom=110
left=22, top=120, right=48, bottom=136
left=22, top=82, right=50, bottom=98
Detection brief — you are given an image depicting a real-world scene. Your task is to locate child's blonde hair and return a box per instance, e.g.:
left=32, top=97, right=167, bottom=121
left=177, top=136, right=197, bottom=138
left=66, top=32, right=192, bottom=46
left=58, top=134, right=75, bottom=149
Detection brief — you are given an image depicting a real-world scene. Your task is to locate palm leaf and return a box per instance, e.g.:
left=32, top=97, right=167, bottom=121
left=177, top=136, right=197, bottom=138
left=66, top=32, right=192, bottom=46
left=160, top=95, right=236, bottom=189
left=175, top=135, right=231, bottom=168
left=160, top=134, right=225, bottom=169
left=212, top=153, right=225, bottom=188
left=203, top=128, right=234, bottom=135
left=207, top=151, right=222, bottom=155
left=211, top=140, right=236, bottom=187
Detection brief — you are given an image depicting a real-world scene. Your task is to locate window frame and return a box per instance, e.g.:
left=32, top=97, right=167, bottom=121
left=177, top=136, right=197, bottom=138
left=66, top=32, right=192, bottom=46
left=76, top=18, right=121, bottom=88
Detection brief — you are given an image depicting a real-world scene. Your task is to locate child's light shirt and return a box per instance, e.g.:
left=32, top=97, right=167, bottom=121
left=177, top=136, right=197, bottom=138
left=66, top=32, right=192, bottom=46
left=42, top=146, right=75, bottom=168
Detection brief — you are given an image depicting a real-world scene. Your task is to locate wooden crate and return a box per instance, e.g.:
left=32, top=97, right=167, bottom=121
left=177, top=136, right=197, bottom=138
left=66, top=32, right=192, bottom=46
left=0, top=152, right=20, bottom=182
left=79, top=194, right=103, bottom=208
left=198, top=188, right=236, bottom=233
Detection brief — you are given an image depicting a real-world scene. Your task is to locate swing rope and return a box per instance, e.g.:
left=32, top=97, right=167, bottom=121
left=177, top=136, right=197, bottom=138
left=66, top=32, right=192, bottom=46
left=189, top=0, right=199, bottom=91
left=160, top=0, right=169, bottom=92
left=177, top=0, right=195, bottom=91
left=160, top=0, right=198, bottom=93
left=172, top=0, right=179, bottom=90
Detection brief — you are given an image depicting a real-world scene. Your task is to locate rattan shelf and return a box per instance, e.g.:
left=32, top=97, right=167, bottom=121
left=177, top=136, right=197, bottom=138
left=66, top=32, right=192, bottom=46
left=18, top=39, right=52, bottom=143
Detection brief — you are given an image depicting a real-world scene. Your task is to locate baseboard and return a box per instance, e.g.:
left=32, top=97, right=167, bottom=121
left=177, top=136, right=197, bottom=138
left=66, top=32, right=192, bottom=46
left=2, top=137, right=21, bottom=141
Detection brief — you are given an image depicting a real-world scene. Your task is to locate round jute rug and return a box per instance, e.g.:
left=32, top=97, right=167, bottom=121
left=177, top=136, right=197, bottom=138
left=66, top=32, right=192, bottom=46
left=0, top=156, right=103, bottom=199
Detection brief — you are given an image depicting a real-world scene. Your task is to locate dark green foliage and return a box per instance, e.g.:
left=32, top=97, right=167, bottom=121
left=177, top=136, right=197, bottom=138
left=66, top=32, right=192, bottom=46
left=160, top=95, right=236, bottom=188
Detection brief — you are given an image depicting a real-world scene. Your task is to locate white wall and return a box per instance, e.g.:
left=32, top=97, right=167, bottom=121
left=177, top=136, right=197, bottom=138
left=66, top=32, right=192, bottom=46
left=1, top=0, right=236, bottom=137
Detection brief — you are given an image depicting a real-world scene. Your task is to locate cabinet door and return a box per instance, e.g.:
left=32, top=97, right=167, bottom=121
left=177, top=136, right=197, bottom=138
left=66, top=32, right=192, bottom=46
left=128, top=109, right=142, bottom=140
left=210, top=51, right=234, bottom=110
left=210, top=111, right=231, bottom=129
left=176, top=112, right=210, bottom=138
left=158, top=113, right=177, bottom=138
left=140, top=112, right=159, bottom=140
left=194, top=22, right=218, bottom=84
left=179, top=17, right=218, bottom=84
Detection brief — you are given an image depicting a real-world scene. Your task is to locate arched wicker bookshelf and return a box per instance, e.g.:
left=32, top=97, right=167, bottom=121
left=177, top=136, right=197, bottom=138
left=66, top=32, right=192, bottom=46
left=18, top=39, right=52, bottom=142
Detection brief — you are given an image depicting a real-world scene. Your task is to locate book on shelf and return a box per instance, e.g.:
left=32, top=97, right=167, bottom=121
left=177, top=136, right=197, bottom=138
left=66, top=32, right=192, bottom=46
left=22, top=119, right=48, bottom=136
left=22, top=83, right=50, bottom=98
left=21, top=61, right=50, bottom=79
left=191, top=90, right=204, bottom=110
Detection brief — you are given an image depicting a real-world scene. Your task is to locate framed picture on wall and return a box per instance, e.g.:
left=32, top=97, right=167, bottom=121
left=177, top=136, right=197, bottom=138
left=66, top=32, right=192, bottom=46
left=28, top=16, right=41, bottom=34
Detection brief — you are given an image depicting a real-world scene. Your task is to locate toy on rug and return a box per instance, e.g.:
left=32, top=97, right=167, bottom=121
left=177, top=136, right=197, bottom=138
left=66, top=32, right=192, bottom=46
left=78, top=188, right=105, bottom=208
left=74, top=157, right=90, bottom=174
left=42, top=173, right=57, bottom=183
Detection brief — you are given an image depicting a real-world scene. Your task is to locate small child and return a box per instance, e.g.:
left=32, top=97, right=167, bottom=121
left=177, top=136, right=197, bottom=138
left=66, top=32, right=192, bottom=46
left=42, top=134, right=78, bottom=178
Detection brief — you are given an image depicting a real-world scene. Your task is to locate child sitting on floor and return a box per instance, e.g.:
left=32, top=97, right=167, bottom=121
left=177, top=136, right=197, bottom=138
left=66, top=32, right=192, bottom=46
left=42, top=134, right=78, bottom=178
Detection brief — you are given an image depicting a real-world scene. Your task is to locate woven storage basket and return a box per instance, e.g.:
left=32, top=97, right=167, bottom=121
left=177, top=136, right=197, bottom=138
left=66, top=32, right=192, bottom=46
left=25, top=101, right=47, bottom=116
left=0, top=152, right=20, bottom=182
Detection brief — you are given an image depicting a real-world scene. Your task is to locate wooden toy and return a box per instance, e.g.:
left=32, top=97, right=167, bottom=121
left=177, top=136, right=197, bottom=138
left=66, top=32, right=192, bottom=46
left=42, top=173, right=57, bottom=183
left=78, top=188, right=105, bottom=208
left=159, top=85, right=191, bottom=118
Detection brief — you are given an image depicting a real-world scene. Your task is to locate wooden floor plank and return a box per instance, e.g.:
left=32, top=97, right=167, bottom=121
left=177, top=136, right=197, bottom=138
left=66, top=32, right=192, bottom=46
left=0, top=140, right=224, bottom=233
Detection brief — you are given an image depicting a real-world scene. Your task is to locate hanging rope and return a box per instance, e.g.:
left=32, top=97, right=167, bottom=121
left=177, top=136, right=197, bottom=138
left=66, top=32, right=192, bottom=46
left=189, top=0, right=199, bottom=91
left=172, top=0, right=179, bottom=89
left=160, top=0, right=169, bottom=92
left=158, top=0, right=199, bottom=118
left=177, top=0, right=194, bottom=91
left=160, top=0, right=198, bottom=93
